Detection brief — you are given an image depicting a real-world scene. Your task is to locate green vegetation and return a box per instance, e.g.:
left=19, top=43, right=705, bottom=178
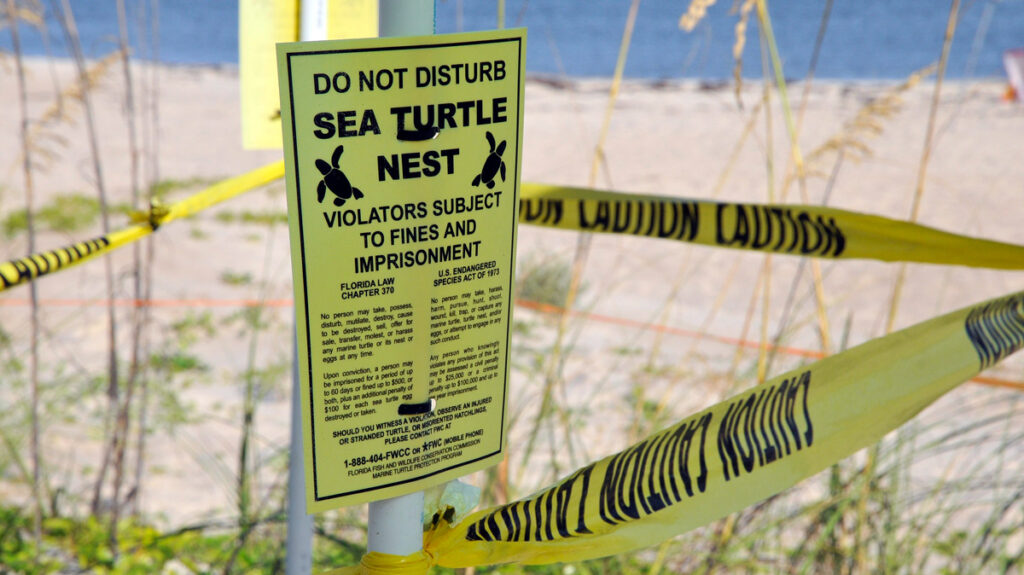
left=515, top=253, right=581, bottom=307
left=0, top=506, right=372, bottom=575
left=2, top=194, right=102, bottom=238
left=219, top=271, right=254, bottom=286
left=214, top=210, right=288, bottom=226
left=151, top=177, right=219, bottom=199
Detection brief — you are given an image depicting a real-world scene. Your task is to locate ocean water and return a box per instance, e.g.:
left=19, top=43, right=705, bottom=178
left=4, top=0, right=1024, bottom=80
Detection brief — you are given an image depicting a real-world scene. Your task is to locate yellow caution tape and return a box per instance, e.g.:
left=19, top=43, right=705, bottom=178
left=158, top=161, right=285, bottom=221
left=0, top=225, right=147, bottom=292
left=420, top=290, right=1024, bottom=567
left=0, top=162, right=285, bottom=292
left=520, top=184, right=1024, bottom=269
left=4, top=168, right=1023, bottom=292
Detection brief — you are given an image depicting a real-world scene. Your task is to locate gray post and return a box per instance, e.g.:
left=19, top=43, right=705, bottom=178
left=286, top=2, right=328, bottom=573
left=367, top=0, right=435, bottom=557
left=285, top=334, right=314, bottom=575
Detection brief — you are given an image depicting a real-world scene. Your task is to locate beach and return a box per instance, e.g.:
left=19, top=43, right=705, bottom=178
left=2, top=57, right=1023, bottom=529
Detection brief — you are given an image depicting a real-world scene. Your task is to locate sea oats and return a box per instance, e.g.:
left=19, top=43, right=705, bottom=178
left=807, top=64, right=936, bottom=167
left=26, top=49, right=122, bottom=169
left=679, top=0, right=718, bottom=32
left=732, top=0, right=756, bottom=104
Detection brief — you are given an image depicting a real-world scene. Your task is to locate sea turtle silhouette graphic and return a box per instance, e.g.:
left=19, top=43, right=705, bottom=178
left=472, top=131, right=506, bottom=189
left=316, top=145, right=363, bottom=206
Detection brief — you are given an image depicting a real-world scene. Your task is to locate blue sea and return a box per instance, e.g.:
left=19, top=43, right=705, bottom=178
left=5, top=0, right=1024, bottom=79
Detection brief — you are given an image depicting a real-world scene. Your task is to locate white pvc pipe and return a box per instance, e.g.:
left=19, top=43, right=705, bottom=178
left=367, top=0, right=435, bottom=556
left=300, top=0, right=328, bottom=43
left=367, top=490, right=426, bottom=554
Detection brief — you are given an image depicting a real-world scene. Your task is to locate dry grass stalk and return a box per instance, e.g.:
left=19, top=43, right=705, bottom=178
left=805, top=64, right=937, bottom=173
left=519, top=0, right=643, bottom=484
left=855, top=6, right=961, bottom=572
left=679, top=0, right=718, bottom=32
left=748, top=0, right=837, bottom=359
left=731, top=0, right=756, bottom=105
left=2, top=2, right=40, bottom=26
left=132, top=0, right=161, bottom=515
left=883, top=0, right=960, bottom=340
left=4, top=0, right=44, bottom=553
left=108, top=0, right=148, bottom=545
left=755, top=28, right=776, bottom=385
left=48, top=0, right=122, bottom=525
left=26, top=50, right=121, bottom=168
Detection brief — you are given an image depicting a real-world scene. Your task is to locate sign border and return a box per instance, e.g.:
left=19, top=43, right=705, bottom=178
left=283, top=33, right=523, bottom=503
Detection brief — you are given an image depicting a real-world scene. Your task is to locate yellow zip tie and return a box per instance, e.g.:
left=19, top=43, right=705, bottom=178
left=322, top=551, right=433, bottom=575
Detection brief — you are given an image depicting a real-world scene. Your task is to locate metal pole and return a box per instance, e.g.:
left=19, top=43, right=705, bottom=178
left=367, top=0, right=434, bottom=557
left=378, top=0, right=433, bottom=38
left=286, top=4, right=328, bottom=574
left=285, top=334, right=313, bottom=575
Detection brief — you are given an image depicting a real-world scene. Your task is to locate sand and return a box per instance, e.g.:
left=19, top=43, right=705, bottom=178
left=1, top=58, right=1023, bottom=527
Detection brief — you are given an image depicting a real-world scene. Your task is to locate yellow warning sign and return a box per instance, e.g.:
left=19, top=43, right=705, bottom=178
left=239, top=0, right=378, bottom=149
left=277, top=29, right=526, bottom=511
